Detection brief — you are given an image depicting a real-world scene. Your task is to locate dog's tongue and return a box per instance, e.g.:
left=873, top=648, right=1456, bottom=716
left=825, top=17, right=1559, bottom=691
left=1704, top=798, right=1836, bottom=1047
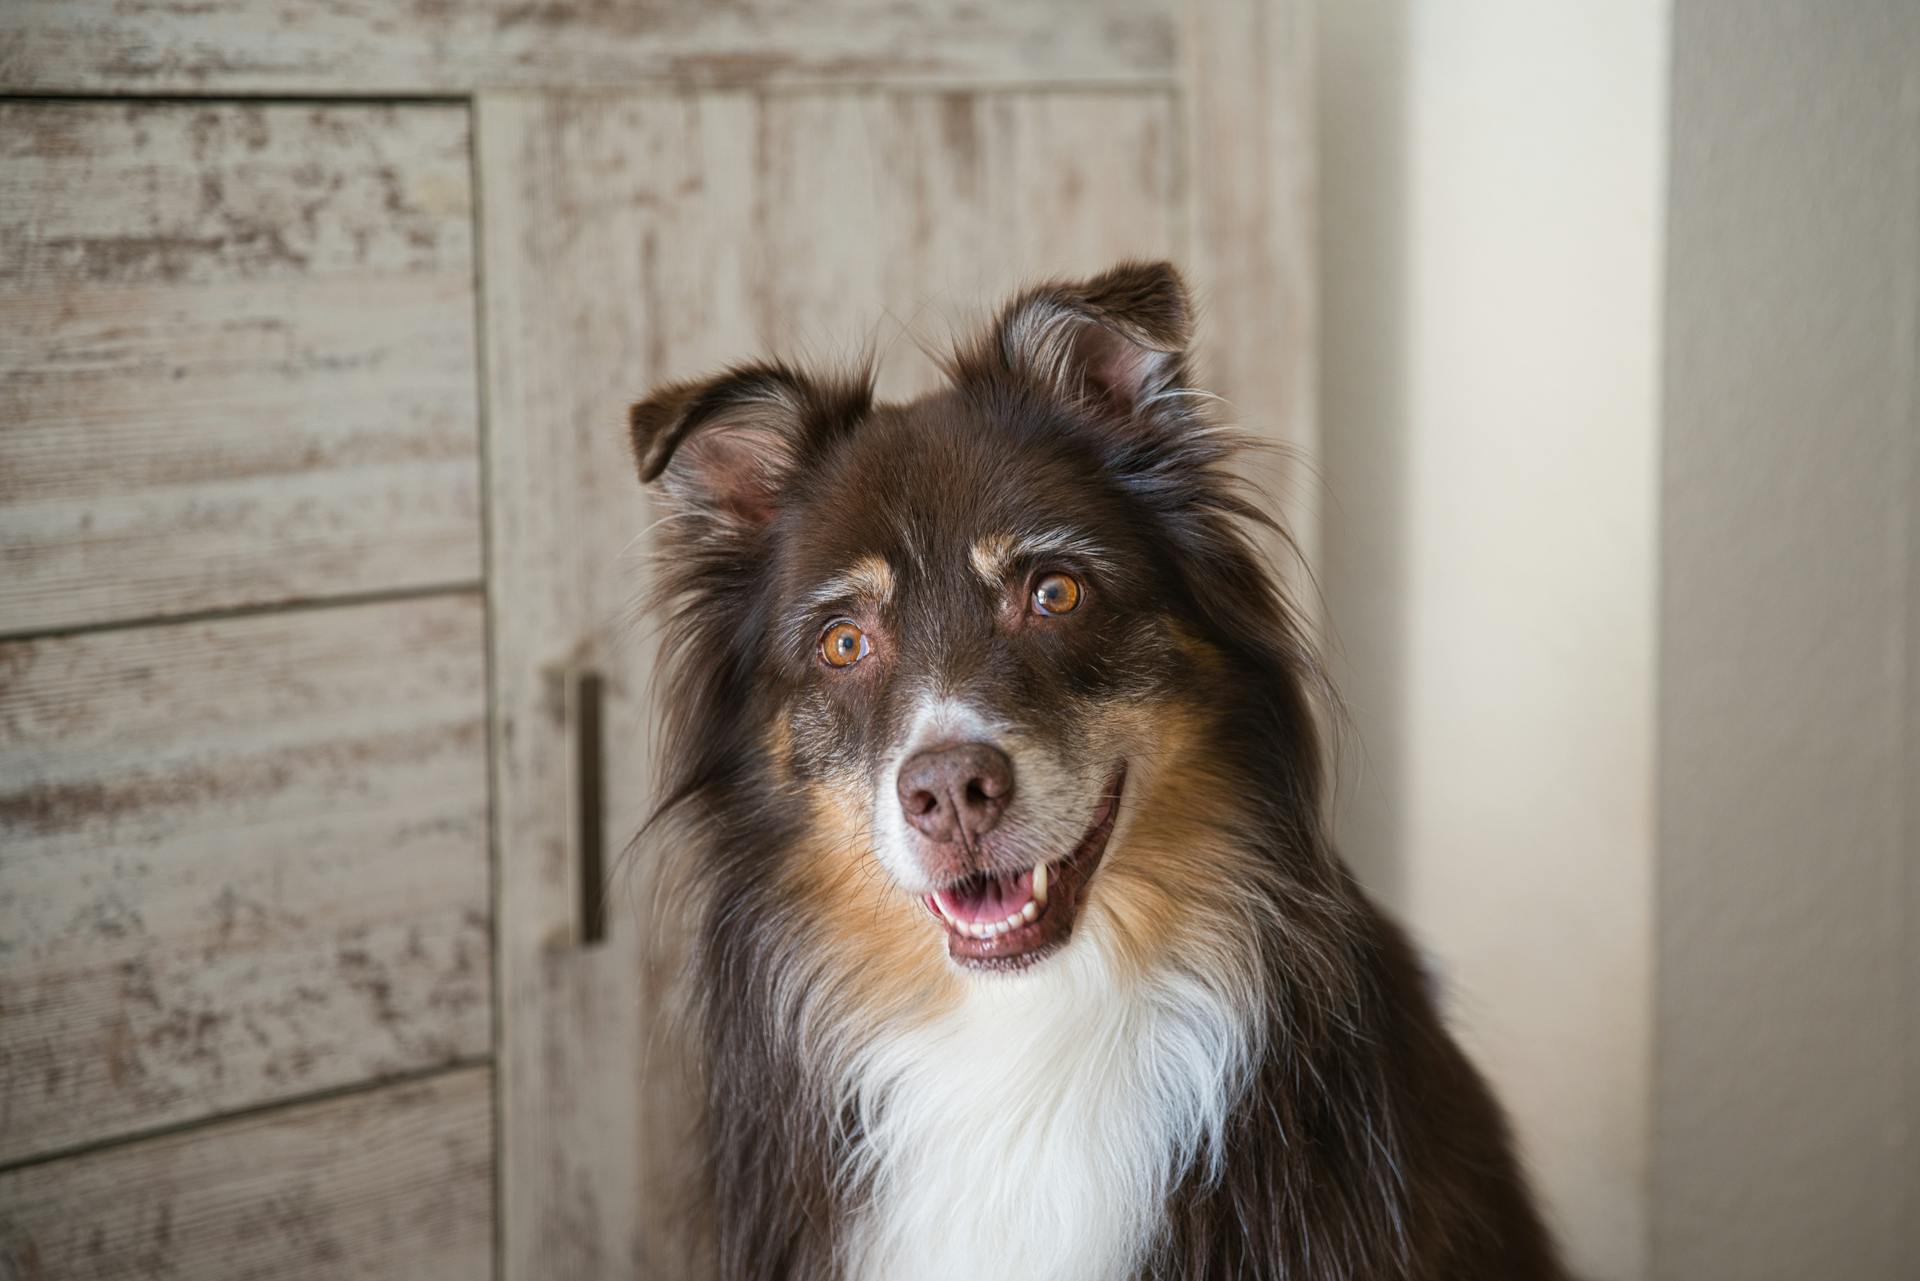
left=933, top=867, right=1035, bottom=925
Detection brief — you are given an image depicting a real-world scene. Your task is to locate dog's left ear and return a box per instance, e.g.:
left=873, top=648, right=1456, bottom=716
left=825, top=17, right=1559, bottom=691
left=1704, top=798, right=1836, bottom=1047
left=978, top=260, right=1194, bottom=424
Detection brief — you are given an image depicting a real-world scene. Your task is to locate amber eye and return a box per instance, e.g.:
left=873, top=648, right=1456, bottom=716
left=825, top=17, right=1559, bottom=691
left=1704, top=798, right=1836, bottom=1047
left=820, top=619, right=870, bottom=668
left=1031, top=572, right=1082, bottom=616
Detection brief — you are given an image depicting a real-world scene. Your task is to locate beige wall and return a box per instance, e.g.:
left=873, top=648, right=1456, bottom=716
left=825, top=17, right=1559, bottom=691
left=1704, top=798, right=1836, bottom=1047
left=1655, top=2, right=1920, bottom=1277
left=1318, top=4, right=1667, bottom=1278
left=1322, top=3, right=1920, bottom=1278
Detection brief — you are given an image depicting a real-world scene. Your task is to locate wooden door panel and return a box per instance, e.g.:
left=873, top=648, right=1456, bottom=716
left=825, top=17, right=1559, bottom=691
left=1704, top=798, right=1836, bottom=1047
left=0, top=7, right=1314, bottom=1281
left=0, top=1066, right=493, bottom=1280
left=0, top=596, right=491, bottom=1164
left=0, top=0, right=1175, bottom=96
left=479, top=87, right=1178, bottom=1279
left=1182, top=0, right=1318, bottom=571
left=0, top=102, right=480, bottom=635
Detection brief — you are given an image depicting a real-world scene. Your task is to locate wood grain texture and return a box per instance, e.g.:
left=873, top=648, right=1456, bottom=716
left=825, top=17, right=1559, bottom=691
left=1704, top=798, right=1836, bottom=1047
left=0, top=102, right=480, bottom=635
left=0, top=596, right=491, bottom=1165
left=0, top=0, right=1175, bottom=95
left=478, top=88, right=1177, bottom=1279
left=1184, top=0, right=1320, bottom=575
left=0, top=1066, right=493, bottom=1280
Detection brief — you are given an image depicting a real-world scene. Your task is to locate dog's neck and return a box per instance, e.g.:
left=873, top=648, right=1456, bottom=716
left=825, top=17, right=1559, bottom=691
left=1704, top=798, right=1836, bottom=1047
left=836, top=914, right=1259, bottom=1281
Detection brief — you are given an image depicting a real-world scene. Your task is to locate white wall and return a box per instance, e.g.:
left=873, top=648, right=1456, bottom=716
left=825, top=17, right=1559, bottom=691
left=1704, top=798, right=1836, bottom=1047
left=1318, top=5, right=1667, bottom=1278
left=1655, top=3, right=1920, bottom=1276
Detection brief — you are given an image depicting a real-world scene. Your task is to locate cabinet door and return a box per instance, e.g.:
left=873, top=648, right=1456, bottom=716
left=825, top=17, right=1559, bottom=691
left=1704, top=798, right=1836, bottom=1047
left=0, top=102, right=491, bottom=1280
left=0, top=7, right=1311, bottom=1281
left=0, top=102, right=480, bottom=634
left=480, top=87, right=1184, bottom=1279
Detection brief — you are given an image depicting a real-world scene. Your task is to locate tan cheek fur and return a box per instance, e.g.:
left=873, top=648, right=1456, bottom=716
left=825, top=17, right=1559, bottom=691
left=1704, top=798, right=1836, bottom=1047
left=1083, top=699, right=1268, bottom=982
left=771, top=683, right=1259, bottom=1007
left=782, top=772, right=963, bottom=1024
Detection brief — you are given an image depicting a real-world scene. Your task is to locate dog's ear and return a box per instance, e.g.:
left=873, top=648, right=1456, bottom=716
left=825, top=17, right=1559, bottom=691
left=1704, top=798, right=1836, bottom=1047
left=975, top=260, right=1195, bottom=424
left=628, top=362, right=868, bottom=537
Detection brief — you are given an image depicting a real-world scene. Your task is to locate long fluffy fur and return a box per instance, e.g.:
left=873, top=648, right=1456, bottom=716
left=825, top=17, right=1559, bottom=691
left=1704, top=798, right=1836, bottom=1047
left=633, top=262, right=1567, bottom=1281
left=842, top=915, right=1256, bottom=1281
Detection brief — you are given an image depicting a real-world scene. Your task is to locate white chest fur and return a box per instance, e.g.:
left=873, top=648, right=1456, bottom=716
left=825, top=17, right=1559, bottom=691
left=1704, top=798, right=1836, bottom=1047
left=840, top=923, right=1254, bottom=1281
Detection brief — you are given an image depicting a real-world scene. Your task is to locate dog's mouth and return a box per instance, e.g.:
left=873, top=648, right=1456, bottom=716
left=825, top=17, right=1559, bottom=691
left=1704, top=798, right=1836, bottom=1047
left=922, top=769, right=1125, bottom=972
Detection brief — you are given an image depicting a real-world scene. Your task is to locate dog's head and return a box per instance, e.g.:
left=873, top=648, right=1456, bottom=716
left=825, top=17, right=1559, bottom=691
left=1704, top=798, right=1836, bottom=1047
left=631, top=262, right=1318, bottom=979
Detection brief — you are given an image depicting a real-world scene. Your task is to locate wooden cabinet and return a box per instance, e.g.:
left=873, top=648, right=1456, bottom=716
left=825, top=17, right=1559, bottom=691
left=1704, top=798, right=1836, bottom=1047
left=0, top=6, right=1310, bottom=1277
left=0, top=102, right=481, bottom=633
left=0, top=1068, right=493, bottom=1280
left=0, top=597, right=490, bottom=1163
left=1, top=98, right=495, bottom=1280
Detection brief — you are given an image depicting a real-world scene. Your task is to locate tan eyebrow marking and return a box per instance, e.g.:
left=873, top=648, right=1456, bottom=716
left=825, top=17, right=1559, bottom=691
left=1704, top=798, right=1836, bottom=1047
left=804, top=553, right=895, bottom=611
left=970, top=529, right=1117, bottom=586
left=844, top=554, right=894, bottom=603
left=969, top=532, right=1017, bottom=586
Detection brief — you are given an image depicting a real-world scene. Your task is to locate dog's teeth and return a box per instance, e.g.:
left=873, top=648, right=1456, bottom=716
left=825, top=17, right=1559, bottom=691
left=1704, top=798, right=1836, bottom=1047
left=1003, top=911, right=1023, bottom=930
left=1021, top=900, right=1039, bottom=923
left=1032, top=862, right=1049, bottom=906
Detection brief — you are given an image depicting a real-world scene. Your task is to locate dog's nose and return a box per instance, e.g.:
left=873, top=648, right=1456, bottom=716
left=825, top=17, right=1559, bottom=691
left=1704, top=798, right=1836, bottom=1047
left=897, top=742, right=1014, bottom=845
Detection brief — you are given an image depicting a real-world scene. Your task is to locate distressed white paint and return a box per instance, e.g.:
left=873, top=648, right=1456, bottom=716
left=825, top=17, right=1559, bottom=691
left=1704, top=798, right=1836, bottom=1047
left=0, top=0, right=1177, bottom=95
left=0, top=597, right=492, bottom=1165
left=0, top=102, right=480, bottom=634
left=0, top=1068, right=493, bottom=1279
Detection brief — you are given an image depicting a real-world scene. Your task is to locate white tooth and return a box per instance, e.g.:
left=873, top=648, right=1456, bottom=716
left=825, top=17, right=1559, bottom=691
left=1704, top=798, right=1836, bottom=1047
left=1004, top=912, right=1023, bottom=929
left=1032, top=862, right=1049, bottom=906
left=973, top=922, right=992, bottom=939
left=1021, top=900, right=1039, bottom=923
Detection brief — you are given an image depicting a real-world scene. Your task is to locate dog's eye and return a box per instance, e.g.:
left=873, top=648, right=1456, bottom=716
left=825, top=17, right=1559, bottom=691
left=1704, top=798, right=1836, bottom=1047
left=1031, top=573, right=1082, bottom=616
left=820, top=619, right=870, bottom=668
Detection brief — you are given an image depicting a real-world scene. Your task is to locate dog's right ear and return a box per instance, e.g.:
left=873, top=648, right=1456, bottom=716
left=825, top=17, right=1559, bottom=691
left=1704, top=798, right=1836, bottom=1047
left=974, top=260, right=1195, bottom=428
left=628, top=362, right=867, bottom=540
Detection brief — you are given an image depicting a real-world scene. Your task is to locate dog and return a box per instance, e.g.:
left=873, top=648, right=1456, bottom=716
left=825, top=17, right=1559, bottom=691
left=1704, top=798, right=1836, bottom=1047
left=628, top=262, right=1567, bottom=1280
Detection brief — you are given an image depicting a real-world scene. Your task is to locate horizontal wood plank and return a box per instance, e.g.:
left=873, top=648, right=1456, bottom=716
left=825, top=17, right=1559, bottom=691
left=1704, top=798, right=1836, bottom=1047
left=0, top=0, right=1176, bottom=95
left=0, top=102, right=480, bottom=634
left=0, top=1066, right=493, bottom=1280
left=0, top=596, right=491, bottom=1165
left=479, top=87, right=1178, bottom=1279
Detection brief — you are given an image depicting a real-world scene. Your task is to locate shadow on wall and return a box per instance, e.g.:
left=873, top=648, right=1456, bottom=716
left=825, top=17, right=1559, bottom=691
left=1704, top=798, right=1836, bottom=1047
left=1317, top=0, right=1413, bottom=903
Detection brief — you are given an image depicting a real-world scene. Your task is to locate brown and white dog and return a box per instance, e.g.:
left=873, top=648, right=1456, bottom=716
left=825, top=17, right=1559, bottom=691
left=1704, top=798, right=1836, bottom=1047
left=628, top=262, right=1567, bottom=1281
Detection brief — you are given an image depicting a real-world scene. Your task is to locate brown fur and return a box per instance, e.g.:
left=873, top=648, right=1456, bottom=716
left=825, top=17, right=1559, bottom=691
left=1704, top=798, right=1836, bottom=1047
left=628, top=261, right=1569, bottom=1280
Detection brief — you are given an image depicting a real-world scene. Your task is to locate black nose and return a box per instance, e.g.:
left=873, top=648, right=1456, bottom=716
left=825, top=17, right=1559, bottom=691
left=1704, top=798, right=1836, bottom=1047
left=897, top=742, right=1015, bottom=845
